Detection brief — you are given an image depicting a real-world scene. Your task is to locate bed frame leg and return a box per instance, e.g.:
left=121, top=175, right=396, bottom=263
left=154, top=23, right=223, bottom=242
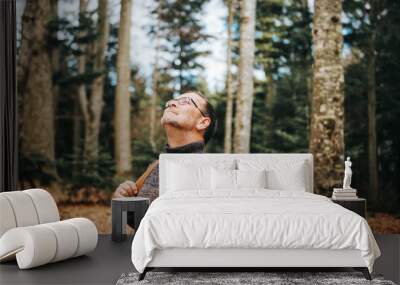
left=138, top=268, right=148, bottom=281
left=354, top=267, right=371, bottom=280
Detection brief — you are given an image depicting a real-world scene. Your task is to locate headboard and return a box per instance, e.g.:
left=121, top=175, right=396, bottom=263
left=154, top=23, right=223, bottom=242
left=159, top=153, right=314, bottom=195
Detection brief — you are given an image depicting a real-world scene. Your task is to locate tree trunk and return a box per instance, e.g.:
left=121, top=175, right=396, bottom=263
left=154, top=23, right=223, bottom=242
left=149, top=64, right=158, bottom=152
left=72, top=0, right=89, bottom=176
left=310, top=0, right=345, bottom=193
left=178, top=40, right=183, bottom=94
left=77, top=0, right=89, bottom=165
left=233, top=0, right=257, bottom=153
left=300, top=0, right=313, bottom=140
left=50, top=0, right=60, bottom=119
left=150, top=1, right=162, bottom=153
left=115, top=0, right=133, bottom=177
left=266, top=73, right=275, bottom=108
left=265, top=72, right=276, bottom=148
left=84, top=0, right=109, bottom=162
left=224, top=0, right=235, bottom=154
left=19, top=1, right=56, bottom=176
left=73, top=91, right=81, bottom=177
left=367, top=0, right=379, bottom=204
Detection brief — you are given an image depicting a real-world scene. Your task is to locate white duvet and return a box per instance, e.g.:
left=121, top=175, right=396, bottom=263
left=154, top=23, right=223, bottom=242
left=131, top=190, right=380, bottom=273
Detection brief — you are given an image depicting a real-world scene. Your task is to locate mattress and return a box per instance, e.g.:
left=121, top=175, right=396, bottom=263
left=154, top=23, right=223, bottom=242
left=131, top=190, right=380, bottom=273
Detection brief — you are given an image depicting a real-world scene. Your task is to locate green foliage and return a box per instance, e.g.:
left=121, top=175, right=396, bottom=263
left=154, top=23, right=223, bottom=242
left=57, top=151, right=117, bottom=191
left=251, top=0, right=311, bottom=154
left=375, top=1, right=400, bottom=212
left=204, top=90, right=225, bottom=153
left=153, top=0, right=211, bottom=94
left=343, top=0, right=400, bottom=212
left=344, top=61, right=369, bottom=200
left=131, top=139, right=159, bottom=180
left=18, top=153, right=59, bottom=186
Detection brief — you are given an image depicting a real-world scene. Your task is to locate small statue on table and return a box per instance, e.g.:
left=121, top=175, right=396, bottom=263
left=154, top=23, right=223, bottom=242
left=342, top=157, right=353, bottom=189
left=332, top=157, right=358, bottom=199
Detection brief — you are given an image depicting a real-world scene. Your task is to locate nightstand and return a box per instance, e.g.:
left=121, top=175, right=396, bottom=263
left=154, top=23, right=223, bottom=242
left=331, top=197, right=366, bottom=218
left=111, top=197, right=150, bottom=242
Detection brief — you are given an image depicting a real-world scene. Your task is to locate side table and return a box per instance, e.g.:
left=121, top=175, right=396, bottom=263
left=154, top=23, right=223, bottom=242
left=331, top=197, right=366, bottom=218
left=111, top=197, right=150, bottom=241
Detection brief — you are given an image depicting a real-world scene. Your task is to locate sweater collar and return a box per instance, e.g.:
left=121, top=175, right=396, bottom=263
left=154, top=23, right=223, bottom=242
left=165, top=140, right=205, bottom=153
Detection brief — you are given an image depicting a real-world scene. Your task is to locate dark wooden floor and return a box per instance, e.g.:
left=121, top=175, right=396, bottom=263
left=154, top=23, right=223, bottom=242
left=0, top=234, right=399, bottom=285
left=0, top=235, right=135, bottom=285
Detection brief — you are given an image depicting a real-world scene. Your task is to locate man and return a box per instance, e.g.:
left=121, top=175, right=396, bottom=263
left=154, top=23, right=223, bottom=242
left=112, top=90, right=217, bottom=202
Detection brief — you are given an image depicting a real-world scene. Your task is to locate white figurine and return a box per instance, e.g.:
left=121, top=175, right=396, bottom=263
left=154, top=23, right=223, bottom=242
left=343, top=157, right=353, bottom=189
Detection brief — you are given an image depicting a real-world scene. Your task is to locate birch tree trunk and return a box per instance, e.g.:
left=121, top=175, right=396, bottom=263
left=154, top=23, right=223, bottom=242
left=84, top=0, right=109, bottom=162
left=233, top=0, right=256, bottom=153
left=310, top=0, right=345, bottom=193
left=367, top=0, right=379, bottom=203
left=224, top=0, right=235, bottom=154
left=18, top=0, right=56, bottom=176
left=115, top=0, right=133, bottom=177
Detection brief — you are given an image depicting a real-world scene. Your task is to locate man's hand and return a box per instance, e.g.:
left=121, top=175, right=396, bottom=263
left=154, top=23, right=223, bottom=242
left=113, top=181, right=138, bottom=198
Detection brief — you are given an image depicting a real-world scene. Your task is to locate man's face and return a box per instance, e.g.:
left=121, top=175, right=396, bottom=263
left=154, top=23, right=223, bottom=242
left=161, top=92, right=210, bottom=133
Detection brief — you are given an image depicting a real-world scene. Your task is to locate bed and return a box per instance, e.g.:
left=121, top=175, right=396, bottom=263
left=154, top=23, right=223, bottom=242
left=131, top=154, right=381, bottom=281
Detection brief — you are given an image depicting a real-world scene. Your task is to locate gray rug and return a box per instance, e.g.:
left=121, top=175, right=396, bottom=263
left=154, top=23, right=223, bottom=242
left=116, top=271, right=396, bottom=285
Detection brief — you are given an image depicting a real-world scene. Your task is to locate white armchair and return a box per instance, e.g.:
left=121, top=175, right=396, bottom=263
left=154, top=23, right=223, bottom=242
left=0, top=189, right=98, bottom=269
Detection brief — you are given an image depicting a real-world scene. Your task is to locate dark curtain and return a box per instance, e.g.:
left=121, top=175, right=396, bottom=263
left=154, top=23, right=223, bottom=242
left=0, top=0, right=17, bottom=192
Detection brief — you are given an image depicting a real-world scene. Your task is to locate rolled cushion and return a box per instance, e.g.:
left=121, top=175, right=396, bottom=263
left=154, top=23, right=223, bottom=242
left=42, top=221, right=79, bottom=262
left=0, top=196, right=17, bottom=237
left=0, top=189, right=60, bottom=239
left=23, top=189, right=60, bottom=224
left=0, top=218, right=98, bottom=269
left=64, top=218, right=98, bottom=257
left=0, top=226, right=57, bottom=268
left=0, top=191, right=39, bottom=227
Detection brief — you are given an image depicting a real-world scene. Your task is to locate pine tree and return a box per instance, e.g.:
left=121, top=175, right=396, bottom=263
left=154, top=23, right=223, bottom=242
left=343, top=0, right=400, bottom=209
left=155, top=0, right=211, bottom=94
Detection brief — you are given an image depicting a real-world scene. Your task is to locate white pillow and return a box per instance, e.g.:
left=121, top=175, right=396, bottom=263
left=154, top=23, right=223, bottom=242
left=266, top=168, right=306, bottom=191
left=236, top=169, right=267, bottom=189
left=211, top=168, right=236, bottom=190
left=238, top=159, right=308, bottom=191
left=166, top=158, right=236, bottom=171
left=211, top=168, right=267, bottom=190
left=167, top=162, right=211, bottom=191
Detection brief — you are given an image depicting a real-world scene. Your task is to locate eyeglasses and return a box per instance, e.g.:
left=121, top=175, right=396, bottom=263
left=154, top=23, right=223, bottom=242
left=165, top=97, right=208, bottom=117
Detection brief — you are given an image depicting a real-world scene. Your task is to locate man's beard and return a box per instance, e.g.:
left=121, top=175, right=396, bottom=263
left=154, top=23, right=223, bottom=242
left=164, top=119, right=182, bottom=129
left=161, top=113, right=184, bottom=129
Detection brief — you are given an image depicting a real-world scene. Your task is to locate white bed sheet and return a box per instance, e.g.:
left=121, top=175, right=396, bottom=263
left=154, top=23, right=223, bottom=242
left=131, top=190, right=380, bottom=273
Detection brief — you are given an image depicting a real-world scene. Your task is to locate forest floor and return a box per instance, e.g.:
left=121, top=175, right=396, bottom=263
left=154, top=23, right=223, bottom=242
left=59, top=203, right=400, bottom=234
